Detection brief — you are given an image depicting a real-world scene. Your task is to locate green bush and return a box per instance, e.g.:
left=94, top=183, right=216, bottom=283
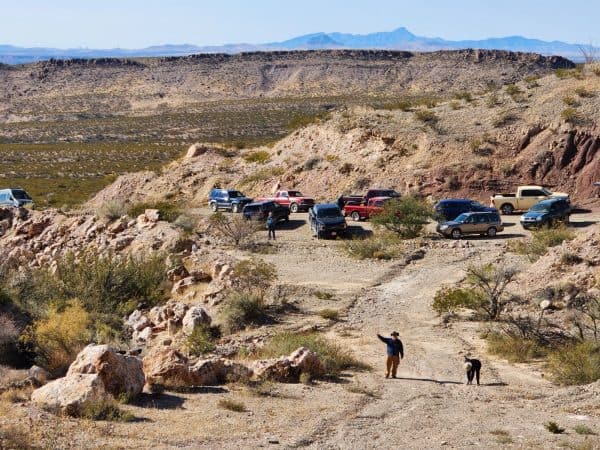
left=173, top=213, right=196, bottom=232
left=243, top=150, right=271, bottom=164
left=79, top=399, right=135, bottom=422
left=231, top=258, right=277, bottom=299
left=208, top=212, right=261, bottom=248
left=240, top=167, right=285, bottom=185
left=561, top=107, right=579, bottom=123
left=184, top=324, right=217, bottom=356
left=414, top=109, right=438, bottom=124
left=574, top=86, right=594, bottom=98
left=509, top=226, right=575, bottom=261
left=98, top=200, right=127, bottom=221
left=221, top=293, right=269, bottom=333
left=432, top=287, right=485, bottom=315
left=254, top=332, right=370, bottom=377
left=505, top=84, right=522, bottom=96
left=127, top=201, right=182, bottom=223
left=574, top=424, right=596, bottom=435
left=547, top=341, right=600, bottom=385
left=371, top=196, right=435, bottom=239
left=563, top=95, right=578, bottom=106
left=319, top=309, right=340, bottom=321
left=453, top=91, right=473, bottom=102
left=485, top=331, right=547, bottom=363
left=342, top=233, right=404, bottom=260
left=486, top=93, right=500, bottom=108
left=218, top=398, right=246, bottom=412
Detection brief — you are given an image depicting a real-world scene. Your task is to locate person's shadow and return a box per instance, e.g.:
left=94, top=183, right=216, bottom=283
left=392, top=377, right=508, bottom=387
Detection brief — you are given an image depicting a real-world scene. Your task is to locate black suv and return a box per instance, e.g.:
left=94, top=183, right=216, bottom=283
left=242, top=201, right=290, bottom=223
left=434, top=199, right=496, bottom=221
left=309, top=204, right=347, bottom=239
left=520, top=198, right=571, bottom=229
left=208, top=189, right=253, bottom=213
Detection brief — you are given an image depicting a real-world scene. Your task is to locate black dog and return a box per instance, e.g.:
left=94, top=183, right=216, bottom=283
left=464, top=356, right=481, bottom=385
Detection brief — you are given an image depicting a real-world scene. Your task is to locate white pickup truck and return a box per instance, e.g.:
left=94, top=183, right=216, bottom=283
left=490, top=185, right=569, bottom=215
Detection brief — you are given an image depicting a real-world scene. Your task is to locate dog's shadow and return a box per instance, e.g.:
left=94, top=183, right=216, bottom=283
left=393, top=377, right=508, bottom=387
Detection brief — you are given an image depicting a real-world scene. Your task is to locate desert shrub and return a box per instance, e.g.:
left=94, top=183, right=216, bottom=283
left=574, top=425, right=596, bottom=435
left=243, top=150, right=270, bottom=164
left=221, top=293, right=269, bottom=333
left=466, top=264, right=518, bottom=320
left=414, top=109, right=437, bottom=124
left=208, top=212, right=261, bottom=248
left=432, top=287, right=485, bottom=315
left=561, top=107, right=579, bottom=123
left=453, top=91, right=473, bottom=102
left=286, top=111, right=329, bottom=131
left=593, top=65, right=600, bottom=77
left=339, top=162, right=354, bottom=174
left=0, top=425, right=31, bottom=449
left=231, top=258, right=277, bottom=299
left=127, top=201, right=182, bottom=223
left=371, top=195, right=435, bottom=239
left=184, top=324, right=217, bottom=356
left=524, top=75, right=540, bottom=88
left=509, top=226, right=575, bottom=261
left=449, top=100, right=462, bottom=110
left=0, top=313, right=18, bottom=348
left=240, top=167, right=285, bottom=185
left=574, top=86, right=594, bottom=98
left=486, top=93, right=500, bottom=108
left=173, top=213, right=196, bottom=232
left=299, top=372, right=312, bottom=385
left=563, top=95, right=578, bottom=106
left=254, top=331, right=370, bottom=377
left=342, top=233, right=404, bottom=260
left=319, top=309, right=340, bottom=321
left=79, top=399, right=134, bottom=422
left=471, top=158, right=491, bottom=170
left=555, top=67, right=583, bottom=79
left=547, top=341, right=600, bottom=385
left=492, top=111, right=518, bottom=127
left=485, top=331, right=547, bottom=363
left=324, top=154, right=339, bottom=163
left=303, top=157, right=321, bottom=171
left=545, top=421, right=565, bottom=434
left=314, top=291, right=334, bottom=300
left=0, top=386, right=32, bottom=404
left=346, top=383, right=380, bottom=398
left=560, top=251, right=583, bottom=266
left=505, top=84, right=522, bottom=96
left=218, top=398, right=246, bottom=412
left=98, top=200, right=127, bottom=221
left=25, top=299, right=91, bottom=375
left=353, top=176, right=370, bottom=190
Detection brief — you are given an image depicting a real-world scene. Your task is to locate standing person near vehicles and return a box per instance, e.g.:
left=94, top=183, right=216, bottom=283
left=267, top=211, right=276, bottom=240
left=377, top=331, right=404, bottom=378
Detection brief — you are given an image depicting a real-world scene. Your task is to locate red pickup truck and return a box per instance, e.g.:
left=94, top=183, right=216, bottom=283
left=343, top=197, right=392, bottom=221
left=256, top=190, right=315, bottom=213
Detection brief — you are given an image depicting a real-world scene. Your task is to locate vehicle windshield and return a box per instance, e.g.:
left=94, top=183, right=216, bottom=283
left=541, top=188, right=552, bottom=196
left=384, top=190, right=400, bottom=197
left=228, top=191, right=244, bottom=198
left=471, top=201, right=486, bottom=208
left=288, top=191, right=303, bottom=197
left=454, top=213, right=469, bottom=223
left=12, top=190, right=31, bottom=200
left=317, top=207, right=342, bottom=218
left=530, top=203, right=550, bottom=212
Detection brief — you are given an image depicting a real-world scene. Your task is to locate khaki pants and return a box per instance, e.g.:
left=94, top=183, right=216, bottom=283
left=386, top=355, right=400, bottom=377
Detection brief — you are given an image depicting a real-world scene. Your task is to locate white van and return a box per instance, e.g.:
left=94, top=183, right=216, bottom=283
left=0, top=188, right=34, bottom=208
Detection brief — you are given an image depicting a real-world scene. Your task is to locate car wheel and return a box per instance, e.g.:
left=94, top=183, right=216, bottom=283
left=232, top=203, right=239, bottom=213
left=290, top=203, right=299, bottom=213
left=351, top=211, right=361, bottom=222
left=451, top=228, right=461, bottom=239
left=487, top=227, right=497, bottom=237
left=500, top=204, right=514, bottom=215
left=210, top=202, right=218, bottom=212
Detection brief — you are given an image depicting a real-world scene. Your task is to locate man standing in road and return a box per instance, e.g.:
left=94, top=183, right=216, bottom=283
left=377, top=331, right=404, bottom=378
left=267, top=211, right=276, bottom=240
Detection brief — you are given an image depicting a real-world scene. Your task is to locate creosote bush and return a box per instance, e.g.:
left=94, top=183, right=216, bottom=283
left=432, top=287, right=485, bottom=316
left=184, top=324, right=218, bottom=356
left=218, top=398, right=246, bottom=412
left=561, top=107, right=579, bottom=123
left=484, top=331, right=547, bottom=363
left=342, top=233, right=404, bottom=260
left=79, top=399, right=135, bottom=422
left=371, top=196, right=435, bottom=239
left=547, top=341, right=600, bottom=385
left=508, top=226, right=575, bottom=261
left=208, top=212, right=261, bottom=248
left=318, top=309, right=340, bottom=321
left=221, top=293, right=269, bottom=333
left=242, top=150, right=271, bottom=164
left=99, top=200, right=127, bottom=221
left=253, top=332, right=370, bottom=377
left=414, top=109, right=438, bottom=124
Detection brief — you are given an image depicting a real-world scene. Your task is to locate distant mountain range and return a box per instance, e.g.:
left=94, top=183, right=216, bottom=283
left=1, top=27, right=596, bottom=64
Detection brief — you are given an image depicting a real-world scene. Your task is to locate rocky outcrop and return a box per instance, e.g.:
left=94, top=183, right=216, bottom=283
left=251, top=347, right=324, bottom=382
left=67, top=344, right=145, bottom=398
left=181, top=306, right=212, bottom=335
left=30, top=373, right=112, bottom=414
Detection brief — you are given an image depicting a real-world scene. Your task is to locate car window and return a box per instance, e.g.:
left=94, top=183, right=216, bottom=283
left=530, top=203, right=550, bottom=212
left=0, top=193, right=7, bottom=202
left=477, top=215, right=488, bottom=223
left=317, top=207, right=342, bottom=218
left=288, top=191, right=302, bottom=197
left=12, top=190, right=31, bottom=200
left=521, top=189, right=544, bottom=197
left=490, top=213, right=500, bottom=222
left=455, top=213, right=469, bottom=223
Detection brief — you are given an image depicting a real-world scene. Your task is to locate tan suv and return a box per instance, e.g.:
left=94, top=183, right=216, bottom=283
left=436, top=211, right=504, bottom=239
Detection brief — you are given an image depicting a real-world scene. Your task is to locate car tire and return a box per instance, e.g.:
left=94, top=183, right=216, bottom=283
left=210, top=202, right=218, bottom=212
left=487, top=227, right=497, bottom=237
left=500, top=204, right=514, bottom=215
left=232, top=203, right=239, bottom=213
left=451, top=228, right=461, bottom=239
left=351, top=211, right=361, bottom=222
left=290, top=203, right=299, bottom=213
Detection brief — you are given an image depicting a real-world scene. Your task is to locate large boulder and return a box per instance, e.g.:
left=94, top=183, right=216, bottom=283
left=190, top=358, right=252, bottom=385
left=251, top=347, right=324, bottom=383
left=67, top=344, right=145, bottom=398
left=185, top=143, right=209, bottom=158
left=30, top=374, right=112, bottom=415
left=181, top=306, right=211, bottom=335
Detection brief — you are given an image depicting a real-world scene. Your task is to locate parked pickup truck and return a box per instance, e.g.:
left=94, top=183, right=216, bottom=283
left=338, top=188, right=400, bottom=208
left=256, top=190, right=315, bottom=213
left=490, top=185, right=569, bottom=215
left=343, top=196, right=391, bottom=221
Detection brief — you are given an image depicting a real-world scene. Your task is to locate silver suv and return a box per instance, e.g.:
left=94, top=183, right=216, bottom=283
left=437, top=211, right=504, bottom=239
left=0, top=188, right=34, bottom=208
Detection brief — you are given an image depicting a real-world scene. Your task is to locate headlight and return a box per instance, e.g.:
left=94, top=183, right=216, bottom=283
left=520, top=215, right=526, bottom=221
left=536, top=216, right=543, bottom=221
left=439, top=225, right=449, bottom=230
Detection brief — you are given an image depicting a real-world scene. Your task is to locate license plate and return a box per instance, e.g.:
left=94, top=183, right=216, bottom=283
left=331, top=232, right=337, bottom=236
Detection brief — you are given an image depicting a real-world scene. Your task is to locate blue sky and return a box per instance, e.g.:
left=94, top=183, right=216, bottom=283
left=1, top=0, right=598, bottom=48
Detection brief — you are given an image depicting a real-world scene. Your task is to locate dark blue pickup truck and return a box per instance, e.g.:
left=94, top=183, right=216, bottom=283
left=208, top=189, right=253, bottom=213
left=309, top=204, right=347, bottom=239
left=520, top=198, right=571, bottom=229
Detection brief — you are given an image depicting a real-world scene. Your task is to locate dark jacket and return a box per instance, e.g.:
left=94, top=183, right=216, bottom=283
left=377, top=334, right=404, bottom=358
